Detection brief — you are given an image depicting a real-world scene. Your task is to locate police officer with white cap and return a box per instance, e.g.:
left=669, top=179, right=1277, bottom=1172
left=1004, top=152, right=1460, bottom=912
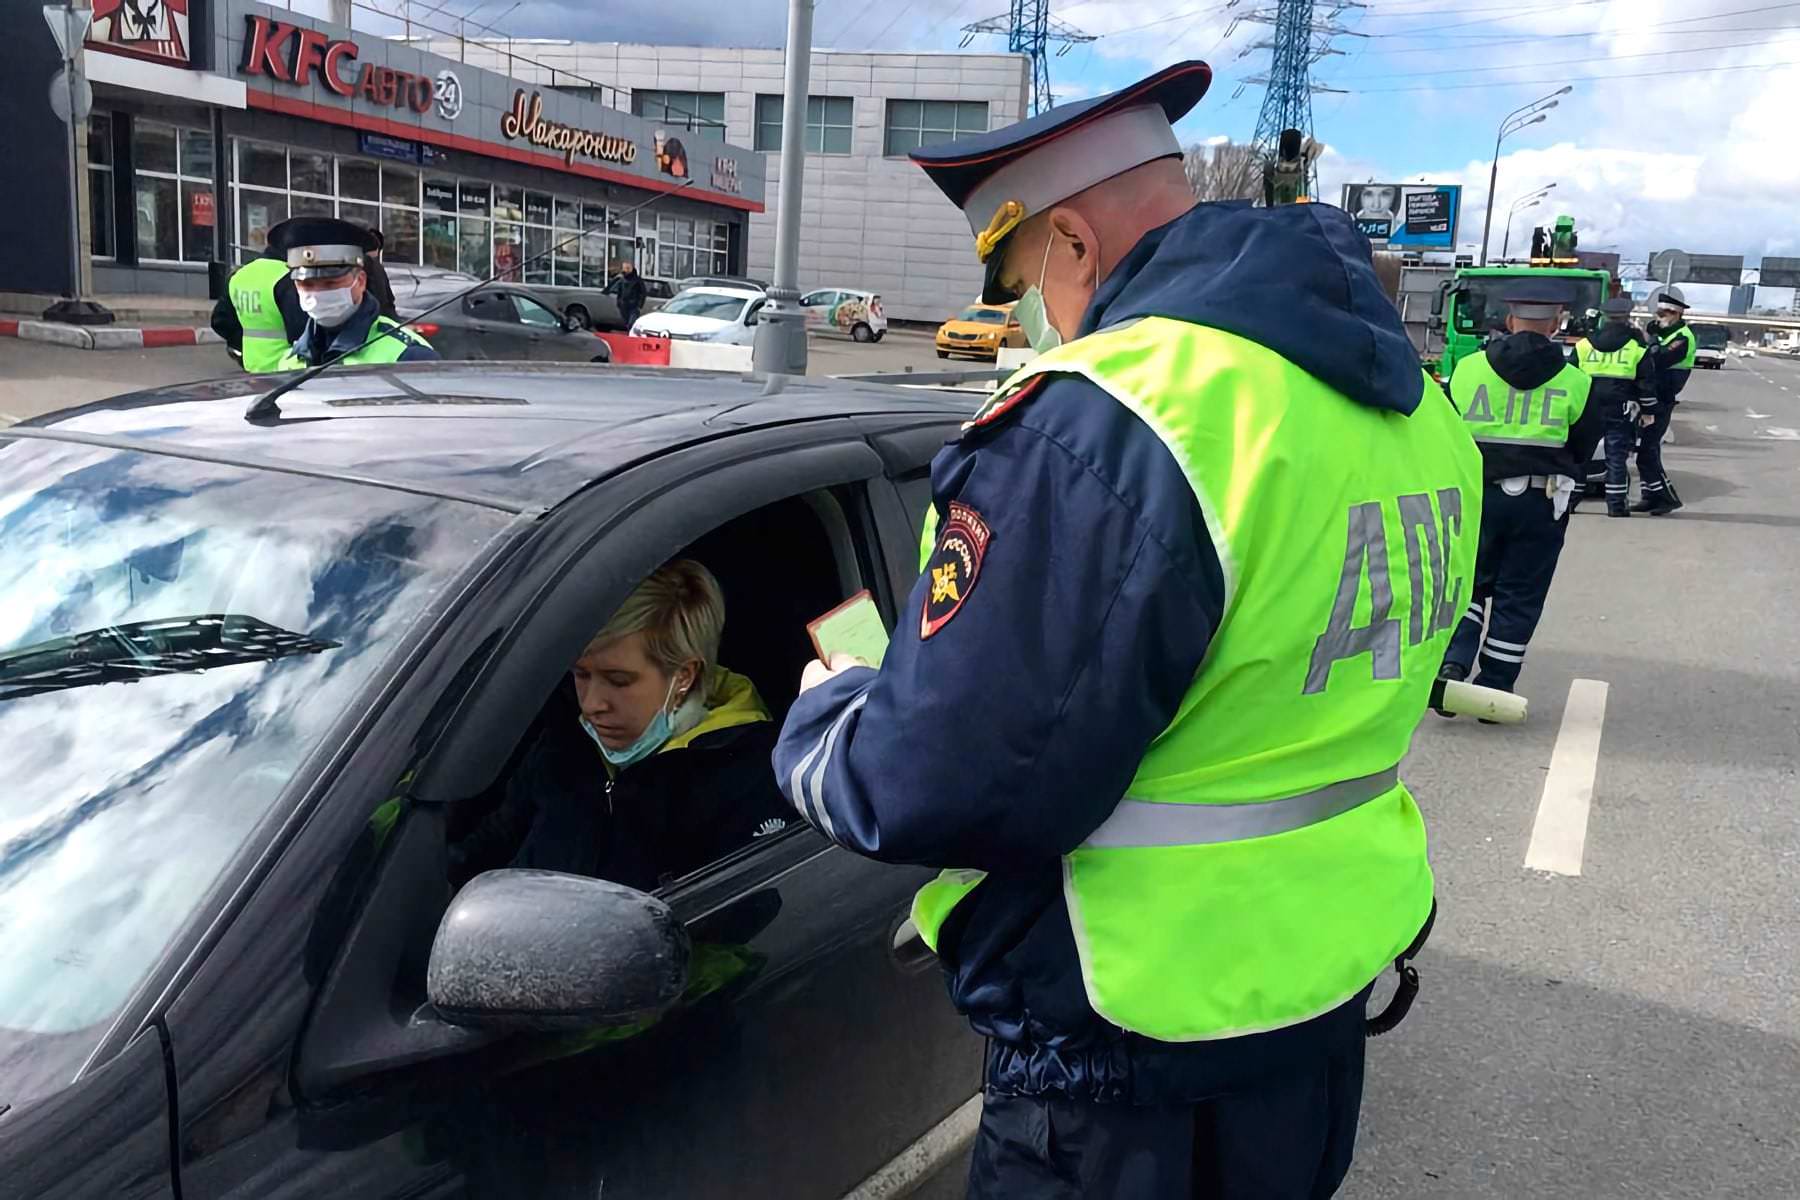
left=270, top=218, right=437, bottom=369
left=1438, top=280, right=1602, bottom=703
left=769, top=60, right=1481, bottom=1197
left=1634, top=286, right=1695, bottom=514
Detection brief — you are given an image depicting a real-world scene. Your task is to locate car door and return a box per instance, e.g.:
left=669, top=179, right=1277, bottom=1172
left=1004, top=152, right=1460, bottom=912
left=457, top=291, right=526, bottom=360
left=508, top=292, right=584, bottom=362
left=799, top=289, right=839, bottom=337
left=155, top=422, right=981, bottom=1200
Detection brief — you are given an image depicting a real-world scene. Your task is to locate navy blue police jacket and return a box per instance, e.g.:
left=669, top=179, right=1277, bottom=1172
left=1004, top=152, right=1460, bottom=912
left=773, top=200, right=1426, bottom=1104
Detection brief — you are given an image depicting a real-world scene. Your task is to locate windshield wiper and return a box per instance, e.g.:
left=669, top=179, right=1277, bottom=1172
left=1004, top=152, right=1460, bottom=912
left=0, top=614, right=340, bottom=700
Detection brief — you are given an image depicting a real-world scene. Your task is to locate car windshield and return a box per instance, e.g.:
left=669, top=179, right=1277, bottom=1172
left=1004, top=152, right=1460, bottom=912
left=1457, top=276, right=1606, bottom=337
left=660, top=292, right=750, bottom=320
left=1693, top=324, right=1729, bottom=349
left=0, top=436, right=506, bottom=1106
left=958, top=307, right=1007, bottom=324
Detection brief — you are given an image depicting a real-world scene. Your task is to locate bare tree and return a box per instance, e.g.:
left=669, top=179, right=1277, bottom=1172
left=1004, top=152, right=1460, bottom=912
left=1183, top=140, right=1263, bottom=203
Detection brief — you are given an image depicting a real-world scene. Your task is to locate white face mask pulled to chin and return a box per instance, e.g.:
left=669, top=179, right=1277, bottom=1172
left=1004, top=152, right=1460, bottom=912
left=299, top=285, right=360, bottom=327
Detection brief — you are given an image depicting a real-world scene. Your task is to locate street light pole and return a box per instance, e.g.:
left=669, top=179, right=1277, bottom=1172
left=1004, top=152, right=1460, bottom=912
left=1477, top=86, right=1570, bottom=267
left=1499, top=182, right=1555, bottom=261
left=753, top=0, right=815, bottom=382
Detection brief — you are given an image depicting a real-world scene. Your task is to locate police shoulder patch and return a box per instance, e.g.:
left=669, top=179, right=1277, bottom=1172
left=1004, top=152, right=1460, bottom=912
left=921, top=501, right=991, bottom=639
left=963, top=375, right=1049, bottom=433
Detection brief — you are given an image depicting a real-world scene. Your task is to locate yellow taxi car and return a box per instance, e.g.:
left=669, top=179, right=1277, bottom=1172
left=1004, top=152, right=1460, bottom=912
left=935, top=302, right=1026, bottom=360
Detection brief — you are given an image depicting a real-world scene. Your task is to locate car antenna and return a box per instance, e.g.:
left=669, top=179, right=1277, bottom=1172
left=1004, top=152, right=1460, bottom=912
left=244, top=178, right=698, bottom=423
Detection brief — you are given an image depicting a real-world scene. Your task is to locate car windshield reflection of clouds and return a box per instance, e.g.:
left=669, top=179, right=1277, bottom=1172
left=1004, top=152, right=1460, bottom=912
left=0, top=439, right=506, bottom=1103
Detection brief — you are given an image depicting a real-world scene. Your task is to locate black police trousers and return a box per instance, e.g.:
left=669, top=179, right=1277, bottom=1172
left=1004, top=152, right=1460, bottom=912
left=1602, top=406, right=1636, bottom=510
left=1636, top=370, right=1686, bottom=500
left=965, top=1044, right=1366, bottom=1199
left=1442, top=483, right=1569, bottom=692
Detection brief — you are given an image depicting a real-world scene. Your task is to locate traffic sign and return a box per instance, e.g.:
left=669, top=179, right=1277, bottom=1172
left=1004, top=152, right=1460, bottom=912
left=42, top=5, right=91, bottom=61
left=1649, top=249, right=1690, bottom=285
left=49, top=69, right=93, bottom=125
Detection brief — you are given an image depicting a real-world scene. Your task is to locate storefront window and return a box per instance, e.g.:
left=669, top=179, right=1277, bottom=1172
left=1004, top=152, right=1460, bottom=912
left=241, top=142, right=287, bottom=190
left=422, top=215, right=458, bottom=270
left=290, top=195, right=334, bottom=218
left=290, top=152, right=332, bottom=197
left=424, top=177, right=457, bottom=212
left=524, top=225, right=551, bottom=283
left=494, top=222, right=523, bottom=281
left=459, top=181, right=491, bottom=218
left=238, top=190, right=286, bottom=254
left=134, top=124, right=213, bottom=263
left=459, top=218, right=491, bottom=277
left=556, top=198, right=580, bottom=229
left=382, top=165, right=419, bottom=208
left=88, top=114, right=114, bottom=259
left=135, top=176, right=178, bottom=261
left=493, top=185, right=523, bottom=223
left=381, top=207, right=419, bottom=264
left=341, top=160, right=380, bottom=202
left=134, top=122, right=177, bottom=175
left=340, top=201, right=380, bottom=232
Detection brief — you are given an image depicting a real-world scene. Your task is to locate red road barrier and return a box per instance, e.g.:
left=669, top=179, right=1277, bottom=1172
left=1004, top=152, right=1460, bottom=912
left=594, top=332, right=671, bottom=365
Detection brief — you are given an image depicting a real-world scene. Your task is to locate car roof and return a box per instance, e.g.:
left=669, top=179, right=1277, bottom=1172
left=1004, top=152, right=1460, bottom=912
left=677, top=286, right=762, bottom=299
left=8, top=364, right=973, bottom=514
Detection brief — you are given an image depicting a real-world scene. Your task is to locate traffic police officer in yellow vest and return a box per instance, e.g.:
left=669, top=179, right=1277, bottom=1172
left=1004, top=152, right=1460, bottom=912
left=1634, top=286, right=1696, bottom=515
left=1574, top=296, right=1655, bottom=518
left=270, top=218, right=437, bottom=369
left=771, top=62, right=1482, bottom=1198
left=208, top=219, right=308, bottom=373
left=1437, top=281, right=1602, bottom=702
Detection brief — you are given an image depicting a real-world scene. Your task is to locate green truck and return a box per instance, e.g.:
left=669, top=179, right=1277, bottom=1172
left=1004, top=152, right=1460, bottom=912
left=1423, top=265, right=1616, bottom=382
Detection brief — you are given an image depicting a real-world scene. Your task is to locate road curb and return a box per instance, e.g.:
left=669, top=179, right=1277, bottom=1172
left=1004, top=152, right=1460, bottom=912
left=0, top=319, right=222, bottom=351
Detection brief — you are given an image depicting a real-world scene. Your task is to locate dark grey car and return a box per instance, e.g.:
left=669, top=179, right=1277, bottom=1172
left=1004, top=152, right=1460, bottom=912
left=403, top=286, right=615, bottom=363
left=532, top=278, right=676, bottom=331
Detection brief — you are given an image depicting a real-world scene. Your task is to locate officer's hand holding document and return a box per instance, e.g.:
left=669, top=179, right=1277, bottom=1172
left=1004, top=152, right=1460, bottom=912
left=800, top=591, right=888, bottom=693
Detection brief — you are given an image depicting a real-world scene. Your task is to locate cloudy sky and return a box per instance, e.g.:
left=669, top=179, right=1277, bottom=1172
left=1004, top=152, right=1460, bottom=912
left=333, top=0, right=1800, bottom=304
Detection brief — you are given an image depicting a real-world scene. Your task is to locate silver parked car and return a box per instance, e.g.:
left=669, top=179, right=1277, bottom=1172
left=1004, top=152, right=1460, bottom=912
left=528, top=278, right=676, bottom=331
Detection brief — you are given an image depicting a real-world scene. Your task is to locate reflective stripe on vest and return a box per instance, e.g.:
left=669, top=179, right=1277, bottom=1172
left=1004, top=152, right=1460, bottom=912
left=1574, top=336, right=1645, bottom=381
left=1659, top=325, right=1698, bottom=370
left=1084, top=767, right=1400, bottom=848
left=1449, top=350, right=1591, bottom=450
left=229, top=257, right=294, bottom=373
left=912, top=317, right=1481, bottom=1042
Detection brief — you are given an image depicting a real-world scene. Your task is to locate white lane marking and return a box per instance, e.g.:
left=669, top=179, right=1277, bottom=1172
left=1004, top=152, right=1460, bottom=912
left=1524, top=679, right=1610, bottom=877
left=842, top=1092, right=983, bottom=1200
left=1705, top=424, right=1720, bottom=432
left=1747, top=410, right=1771, bottom=419
left=1764, top=427, right=1800, bottom=440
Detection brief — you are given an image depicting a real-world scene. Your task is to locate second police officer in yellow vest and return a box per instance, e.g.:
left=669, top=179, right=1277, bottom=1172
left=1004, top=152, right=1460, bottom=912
left=1634, top=286, right=1697, bottom=515
left=1574, top=296, right=1656, bottom=518
left=1437, top=281, right=1603, bottom=703
left=208, top=219, right=309, bottom=373
left=770, top=62, right=1482, bottom=1198
left=270, top=218, right=437, bottom=370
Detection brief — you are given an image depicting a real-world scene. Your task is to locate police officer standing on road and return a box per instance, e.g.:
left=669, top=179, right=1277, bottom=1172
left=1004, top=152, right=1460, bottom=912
left=271, top=219, right=438, bottom=369
left=1437, top=282, right=1602, bottom=702
left=771, top=62, right=1482, bottom=1198
left=1574, top=296, right=1656, bottom=518
left=1634, top=287, right=1696, bottom=515
left=210, top=221, right=307, bottom=373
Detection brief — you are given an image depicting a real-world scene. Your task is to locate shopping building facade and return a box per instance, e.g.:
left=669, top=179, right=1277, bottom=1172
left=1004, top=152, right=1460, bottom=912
left=415, top=40, right=1031, bottom=322
left=27, top=0, right=765, bottom=303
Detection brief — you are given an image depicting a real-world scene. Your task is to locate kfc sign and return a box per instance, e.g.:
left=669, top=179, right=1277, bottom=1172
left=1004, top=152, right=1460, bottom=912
left=237, top=15, right=442, bottom=116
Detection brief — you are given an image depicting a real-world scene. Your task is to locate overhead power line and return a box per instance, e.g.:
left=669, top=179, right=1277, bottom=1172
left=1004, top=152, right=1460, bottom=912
left=1346, top=54, right=1800, bottom=92
left=1334, top=35, right=1798, bottom=80
left=1367, top=24, right=1800, bottom=56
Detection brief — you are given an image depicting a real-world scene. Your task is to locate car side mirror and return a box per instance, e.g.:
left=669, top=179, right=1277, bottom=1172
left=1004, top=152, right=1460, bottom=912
left=428, top=870, right=690, bottom=1033
left=1430, top=283, right=1446, bottom=317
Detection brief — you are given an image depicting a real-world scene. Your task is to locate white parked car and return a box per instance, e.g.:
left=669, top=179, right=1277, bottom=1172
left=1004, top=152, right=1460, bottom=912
left=630, top=286, right=766, bottom=345
left=800, top=287, right=888, bottom=343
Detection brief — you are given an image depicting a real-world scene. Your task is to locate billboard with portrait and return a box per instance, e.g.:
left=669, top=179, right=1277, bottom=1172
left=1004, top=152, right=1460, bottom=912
left=1340, top=183, right=1462, bottom=251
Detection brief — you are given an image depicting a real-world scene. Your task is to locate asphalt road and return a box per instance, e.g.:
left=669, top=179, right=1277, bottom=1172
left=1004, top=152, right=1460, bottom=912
left=4, top=339, right=1797, bottom=1197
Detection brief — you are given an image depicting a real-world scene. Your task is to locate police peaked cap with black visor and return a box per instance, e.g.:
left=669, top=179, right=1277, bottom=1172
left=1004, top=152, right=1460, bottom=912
left=269, top=217, right=381, bottom=281
left=1503, top=277, right=1577, bottom=322
left=910, top=61, right=1213, bottom=305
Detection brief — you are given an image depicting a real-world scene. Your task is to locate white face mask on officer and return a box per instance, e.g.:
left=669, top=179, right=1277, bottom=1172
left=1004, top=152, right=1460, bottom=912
left=1012, top=225, right=1101, bottom=355
left=298, top=284, right=360, bottom=327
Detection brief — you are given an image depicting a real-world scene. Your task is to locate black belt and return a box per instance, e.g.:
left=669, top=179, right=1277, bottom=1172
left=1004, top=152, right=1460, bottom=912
left=1367, top=899, right=1436, bottom=1037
